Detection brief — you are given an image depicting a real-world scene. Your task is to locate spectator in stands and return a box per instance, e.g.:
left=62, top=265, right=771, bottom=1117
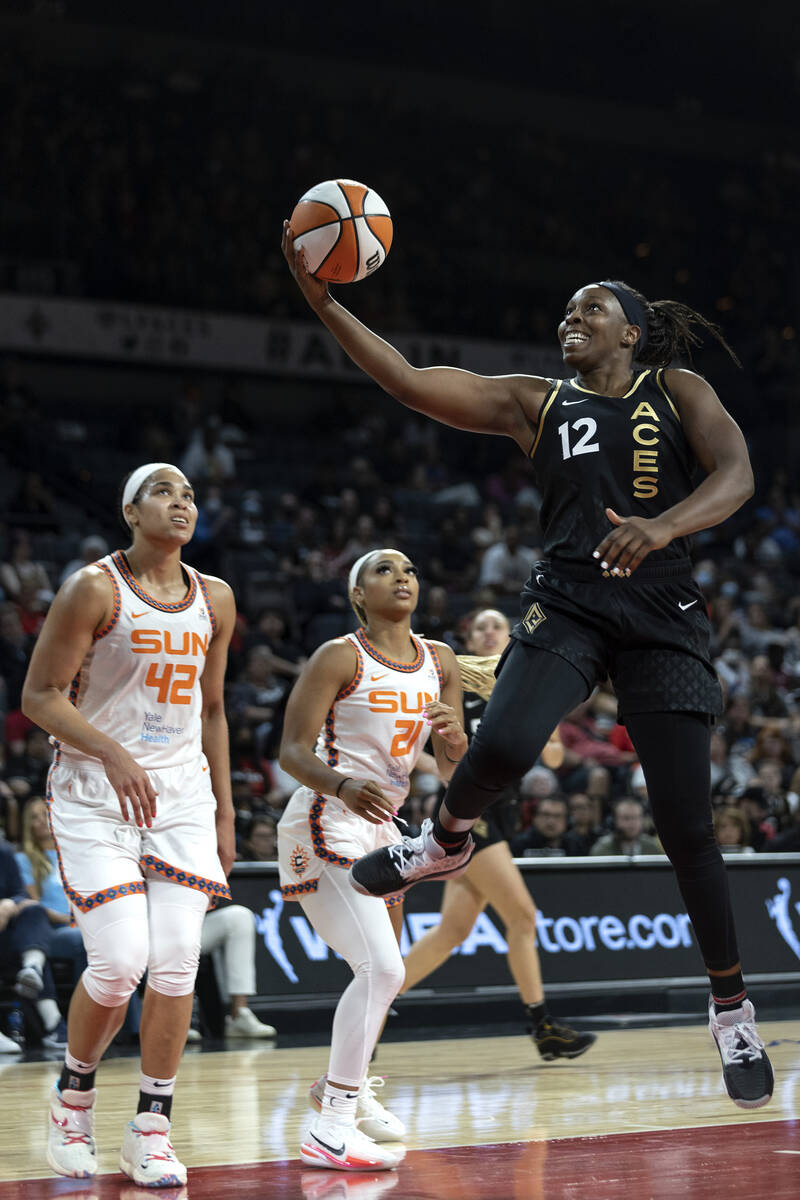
left=747, top=655, right=790, bottom=729
left=714, top=806, right=755, bottom=855
left=0, top=604, right=33, bottom=720
left=189, top=902, right=276, bottom=1040
left=9, top=473, right=60, bottom=532
left=511, top=795, right=572, bottom=857
left=0, top=835, right=65, bottom=1046
left=565, top=792, right=604, bottom=855
left=559, top=700, right=638, bottom=792
left=590, top=798, right=662, bottom=857
left=478, top=525, right=539, bottom=593
left=16, top=797, right=87, bottom=985
left=58, top=535, right=110, bottom=587
left=244, top=608, right=305, bottom=675
left=227, top=645, right=290, bottom=760
left=5, top=727, right=51, bottom=799
left=0, top=530, right=52, bottom=603
left=179, top=414, right=235, bottom=485
left=237, top=815, right=278, bottom=862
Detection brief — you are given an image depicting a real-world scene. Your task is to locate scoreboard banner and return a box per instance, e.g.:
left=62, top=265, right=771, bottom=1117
left=228, top=856, right=800, bottom=1000
left=0, top=292, right=564, bottom=380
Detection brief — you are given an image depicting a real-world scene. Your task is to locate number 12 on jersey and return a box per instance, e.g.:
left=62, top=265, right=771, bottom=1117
left=558, top=417, right=599, bottom=460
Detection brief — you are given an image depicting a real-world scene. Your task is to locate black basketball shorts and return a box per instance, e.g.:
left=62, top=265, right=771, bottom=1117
left=511, top=557, right=723, bottom=720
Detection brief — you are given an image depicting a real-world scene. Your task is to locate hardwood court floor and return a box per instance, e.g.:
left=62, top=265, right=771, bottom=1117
left=3, top=1017, right=800, bottom=1197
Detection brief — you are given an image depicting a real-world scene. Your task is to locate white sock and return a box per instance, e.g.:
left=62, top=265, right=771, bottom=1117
left=139, top=1071, right=176, bottom=1097
left=319, top=1080, right=358, bottom=1127
left=38, top=998, right=60, bottom=1031
left=22, top=948, right=46, bottom=973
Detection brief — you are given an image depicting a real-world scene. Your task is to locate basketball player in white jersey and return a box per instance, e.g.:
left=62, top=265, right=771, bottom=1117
left=22, top=463, right=236, bottom=1187
left=278, top=548, right=470, bottom=1172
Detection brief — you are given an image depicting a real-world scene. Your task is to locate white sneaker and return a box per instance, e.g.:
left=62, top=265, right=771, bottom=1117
left=309, top=1075, right=405, bottom=1141
left=708, top=995, right=774, bottom=1109
left=47, top=1085, right=97, bottom=1178
left=300, top=1117, right=403, bottom=1171
left=185, top=1026, right=202, bottom=1043
left=225, top=1007, right=277, bottom=1039
left=0, top=1030, right=22, bottom=1055
left=350, top=818, right=474, bottom=897
left=15, top=963, right=44, bottom=999
left=120, top=1112, right=187, bottom=1186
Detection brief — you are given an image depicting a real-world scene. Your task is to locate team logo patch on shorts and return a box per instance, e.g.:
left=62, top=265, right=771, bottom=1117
left=522, top=602, right=546, bottom=633
left=290, top=845, right=311, bottom=877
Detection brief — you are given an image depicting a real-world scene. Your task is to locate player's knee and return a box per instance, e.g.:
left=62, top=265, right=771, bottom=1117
left=439, top=911, right=477, bottom=948
left=469, top=730, right=535, bottom=790
left=354, top=945, right=405, bottom=1001
left=227, top=904, right=256, bottom=941
left=147, top=927, right=203, bottom=997
left=82, top=936, right=149, bottom=1007
left=505, top=898, right=537, bottom=940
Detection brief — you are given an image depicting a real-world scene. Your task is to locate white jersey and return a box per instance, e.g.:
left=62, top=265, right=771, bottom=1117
left=315, top=629, right=444, bottom=804
left=57, top=550, right=216, bottom=770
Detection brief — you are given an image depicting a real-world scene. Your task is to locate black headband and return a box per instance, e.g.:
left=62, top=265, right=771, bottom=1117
left=599, top=281, right=649, bottom=354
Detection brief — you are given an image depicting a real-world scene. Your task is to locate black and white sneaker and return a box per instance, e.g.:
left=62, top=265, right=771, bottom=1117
left=349, top=818, right=474, bottom=898
left=533, top=1017, right=597, bottom=1061
left=708, top=996, right=774, bottom=1109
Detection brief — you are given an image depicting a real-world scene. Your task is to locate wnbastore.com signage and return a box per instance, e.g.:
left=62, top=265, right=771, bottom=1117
left=228, top=857, right=800, bottom=998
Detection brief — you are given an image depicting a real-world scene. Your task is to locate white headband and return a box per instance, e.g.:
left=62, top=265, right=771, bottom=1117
left=121, top=463, right=184, bottom=527
left=348, top=550, right=382, bottom=600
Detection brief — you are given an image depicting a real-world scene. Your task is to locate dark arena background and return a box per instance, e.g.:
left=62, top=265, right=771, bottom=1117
left=1, top=2, right=799, bottom=1196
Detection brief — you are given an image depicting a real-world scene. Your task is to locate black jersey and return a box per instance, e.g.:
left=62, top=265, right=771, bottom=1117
left=528, top=368, right=695, bottom=565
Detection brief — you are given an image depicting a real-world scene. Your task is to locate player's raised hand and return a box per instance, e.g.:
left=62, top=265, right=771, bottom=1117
left=281, top=220, right=330, bottom=309
left=337, top=777, right=396, bottom=825
left=592, top=507, right=673, bottom=575
left=100, top=742, right=158, bottom=828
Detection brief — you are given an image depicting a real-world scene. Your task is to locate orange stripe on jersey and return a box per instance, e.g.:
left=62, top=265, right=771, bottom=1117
left=140, top=854, right=231, bottom=900
left=427, top=641, right=444, bottom=688
left=355, top=628, right=423, bottom=673
left=336, top=641, right=363, bottom=700
left=94, top=563, right=122, bottom=640
left=309, top=794, right=357, bottom=868
left=112, top=550, right=198, bottom=613
left=195, top=570, right=217, bottom=635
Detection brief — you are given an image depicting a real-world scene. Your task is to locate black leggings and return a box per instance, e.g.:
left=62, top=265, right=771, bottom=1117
left=445, top=640, right=740, bottom=972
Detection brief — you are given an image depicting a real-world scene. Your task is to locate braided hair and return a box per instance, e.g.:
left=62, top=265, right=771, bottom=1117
left=606, top=279, right=741, bottom=369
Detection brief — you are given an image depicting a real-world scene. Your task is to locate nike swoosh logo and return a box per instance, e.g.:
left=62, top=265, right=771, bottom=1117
left=678, top=600, right=698, bottom=611
left=562, top=398, right=588, bottom=406
left=370, top=673, right=389, bottom=682
left=151, top=1080, right=171, bottom=1087
left=311, top=1131, right=346, bottom=1157
left=131, top=610, right=149, bottom=619
left=536, top=574, right=545, bottom=585
left=464, top=699, right=482, bottom=708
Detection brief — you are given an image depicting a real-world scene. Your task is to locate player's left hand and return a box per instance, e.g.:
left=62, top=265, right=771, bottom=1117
left=593, top=508, right=673, bottom=575
left=216, top=812, right=236, bottom=877
left=424, top=701, right=468, bottom=759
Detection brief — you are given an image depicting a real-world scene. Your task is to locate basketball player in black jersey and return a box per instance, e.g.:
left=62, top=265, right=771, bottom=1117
left=282, top=223, right=773, bottom=1110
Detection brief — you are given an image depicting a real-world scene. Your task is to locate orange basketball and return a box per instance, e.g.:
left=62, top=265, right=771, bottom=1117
left=289, top=179, right=393, bottom=283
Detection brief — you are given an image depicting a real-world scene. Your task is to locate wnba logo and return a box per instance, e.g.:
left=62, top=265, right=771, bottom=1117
left=766, top=877, right=800, bottom=960
left=365, top=250, right=381, bottom=274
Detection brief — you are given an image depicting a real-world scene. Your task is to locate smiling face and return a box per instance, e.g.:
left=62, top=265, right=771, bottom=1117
left=351, top=550, right=420, bottom=624
left=558, top=284, right=641, bottom=369
left=466, top=609, right=510, bottom=656
left=125, top=469, right=197, bottom=545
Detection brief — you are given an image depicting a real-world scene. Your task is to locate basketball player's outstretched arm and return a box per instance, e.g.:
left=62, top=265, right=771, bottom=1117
left=199, top=577, right=237, bottom=876
left=593, top=370, right=754, bottom=573
left=278, top=640, right=398, bottom=825
left=282, top=223, right=549, bottom=451
left=21, top=567, right=158, bottom=827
